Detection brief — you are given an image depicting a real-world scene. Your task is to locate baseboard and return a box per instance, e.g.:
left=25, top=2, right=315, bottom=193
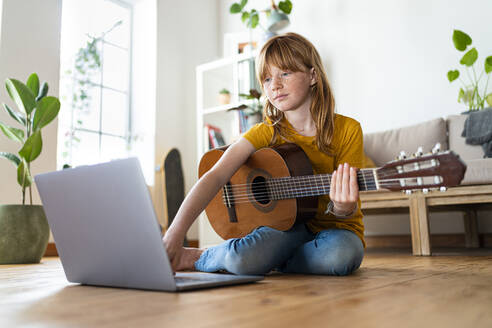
left=44, top=235, right=491, bottom=257
left=365, top=233, right=492, bottom=248
left=44, top=239, right=200, bottom=257
left=187, top=240, right=199, bottom=248
left=44, top=243, right=58, bottom=256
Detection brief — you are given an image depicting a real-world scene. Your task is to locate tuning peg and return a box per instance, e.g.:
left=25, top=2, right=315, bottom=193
left=414, top=146, right=423, bottom=157
left=405, top=190, right=412, bottom=195
left=440, top=186, right=447, bottom=192
left=398, top=151, right=407, bottom=160
left=422, top=188, right=429, bottom=194
left=432, top=143, right=441, bottom=154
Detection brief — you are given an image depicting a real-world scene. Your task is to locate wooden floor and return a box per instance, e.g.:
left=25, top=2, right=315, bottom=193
left=1, top=249, right=492, bottom=328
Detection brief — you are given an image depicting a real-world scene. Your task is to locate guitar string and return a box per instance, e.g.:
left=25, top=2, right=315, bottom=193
left=222, top=180, right=386, bottom=200
left=223, top=175, right=419, bottom=192
left=221, top=172, right=427, bottom=196
left=220, top=176, right=428, bottom=203
left=218, top=167, right=424, bottom=190
left=218, top=170, right=432, bottom=204
left=222, top=177, right=385, bottom=196
left=213, top=157, right=440, bottom=191
left=222, top=183, right=425, bottom=205
left=222, top=180, right=397, bottom=198
left=221, top=181, right=409, bottom=204
left=221, top=170, right=379, bottom=190
left=223, top=180, right=379, bottom=195
left=224, top=174, right=420, bottom=191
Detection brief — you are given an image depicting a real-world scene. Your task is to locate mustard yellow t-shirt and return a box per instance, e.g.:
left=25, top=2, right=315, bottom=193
left=243, top=114, right=365, bottom=247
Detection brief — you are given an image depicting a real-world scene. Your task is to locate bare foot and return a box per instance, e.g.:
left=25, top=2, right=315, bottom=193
left=176, top=247, right=205, bottom=271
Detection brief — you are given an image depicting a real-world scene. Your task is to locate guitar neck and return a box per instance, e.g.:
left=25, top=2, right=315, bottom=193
left=267, top=169, right=378, bottom=200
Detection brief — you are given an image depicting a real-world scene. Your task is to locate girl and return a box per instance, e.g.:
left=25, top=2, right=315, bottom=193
left=163, top=32, right=364, bottom=276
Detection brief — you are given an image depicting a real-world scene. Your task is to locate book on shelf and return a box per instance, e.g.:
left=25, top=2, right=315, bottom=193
left=204, top=124, right=226, bottom=149
left=238, top=110, right=248, bottom=134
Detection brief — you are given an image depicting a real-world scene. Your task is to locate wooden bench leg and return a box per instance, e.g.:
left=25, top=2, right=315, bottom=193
left=409, top=194, right=431, bottom=256
left=464, top=209, right=480, bottom=248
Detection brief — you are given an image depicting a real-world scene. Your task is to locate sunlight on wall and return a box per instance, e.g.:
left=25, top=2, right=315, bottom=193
left=57, top=0, right=156, bottom=185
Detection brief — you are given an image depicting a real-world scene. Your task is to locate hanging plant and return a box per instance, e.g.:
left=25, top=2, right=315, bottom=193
left=62, top=21, right=122, bottom=162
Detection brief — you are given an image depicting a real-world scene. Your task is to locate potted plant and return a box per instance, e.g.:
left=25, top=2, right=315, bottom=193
left=0, top=73, right=61, bottom=264
left=218, top=88, right=231, bottom=105
left=228, top=89, right=264, bottom=129
left=447, top=29, right=492, bottom=111
left=230, top=0, right=292, bottom=31
left=230, top=0, right=293, bottom=47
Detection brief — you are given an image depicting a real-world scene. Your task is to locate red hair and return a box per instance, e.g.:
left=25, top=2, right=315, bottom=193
left=256, top=32, right=335, bottom=154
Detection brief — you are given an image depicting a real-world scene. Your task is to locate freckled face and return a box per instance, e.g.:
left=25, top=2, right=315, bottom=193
left=263, top=65, right=314, bottom=113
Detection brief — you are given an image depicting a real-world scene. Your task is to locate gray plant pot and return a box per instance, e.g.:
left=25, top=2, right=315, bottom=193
left=0, top=205, right=50, bottom=264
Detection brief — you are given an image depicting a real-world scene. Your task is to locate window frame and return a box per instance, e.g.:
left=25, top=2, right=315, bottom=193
left=64, top=0, right=134, bottom=165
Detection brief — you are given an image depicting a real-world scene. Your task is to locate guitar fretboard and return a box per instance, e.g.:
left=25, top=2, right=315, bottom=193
left=266, top=169, right=378, bottom=200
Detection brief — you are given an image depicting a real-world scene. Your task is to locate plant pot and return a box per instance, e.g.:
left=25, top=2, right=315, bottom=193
left=0, top=205, right=50, bottom=264
left=246, top=112, right=263, bottom=129
left=218, top=93, right=231, bottom=105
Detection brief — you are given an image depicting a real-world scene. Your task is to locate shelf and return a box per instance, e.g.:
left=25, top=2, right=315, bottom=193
left=196, top=50, right=259, bottom=73
left=196, top=51, right=260, bottom=247
left=201, top=99, right=259, bottom=115
left=202, top=102, right=244, bottom=115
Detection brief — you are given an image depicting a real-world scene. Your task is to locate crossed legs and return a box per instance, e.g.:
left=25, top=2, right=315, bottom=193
left=194, top=223, right=364, bottom=276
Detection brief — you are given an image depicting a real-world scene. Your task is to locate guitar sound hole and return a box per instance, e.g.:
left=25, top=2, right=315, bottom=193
left=251, top=176, right=270, bottom=205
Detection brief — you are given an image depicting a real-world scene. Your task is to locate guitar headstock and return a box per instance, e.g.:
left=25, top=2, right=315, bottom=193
left=375, top=145, right=467, bottom=192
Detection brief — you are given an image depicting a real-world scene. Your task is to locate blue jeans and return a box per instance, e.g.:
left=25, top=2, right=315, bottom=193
left=194, top=223, right=364, bottom=276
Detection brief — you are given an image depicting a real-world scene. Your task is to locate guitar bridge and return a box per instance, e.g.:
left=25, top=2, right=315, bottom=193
left=223, top=182, right=238, bottom=223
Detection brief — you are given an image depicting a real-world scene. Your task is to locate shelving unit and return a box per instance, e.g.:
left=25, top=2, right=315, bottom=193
left=195, top=50, right=259, bottom=247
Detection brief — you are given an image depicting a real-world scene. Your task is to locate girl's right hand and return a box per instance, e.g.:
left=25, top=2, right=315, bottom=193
left=162, top=232, right=184, bottom=273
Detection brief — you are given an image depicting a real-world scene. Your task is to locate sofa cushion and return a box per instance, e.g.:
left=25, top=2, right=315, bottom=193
left=363, top=118, right=448, bottom=167
left=461, top=158, right=492, bottom=185
left=446, top=114, right=485, bottom=160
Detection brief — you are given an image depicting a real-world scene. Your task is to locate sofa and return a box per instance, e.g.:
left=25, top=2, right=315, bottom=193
left=361, top=114, right=492, bottom=255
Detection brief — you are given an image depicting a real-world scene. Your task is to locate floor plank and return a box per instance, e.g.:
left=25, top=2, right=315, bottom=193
left=1, top=250, right=491, bottom=328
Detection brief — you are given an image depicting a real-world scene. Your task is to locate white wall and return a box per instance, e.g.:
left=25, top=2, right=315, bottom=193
left=154, top=0, right=220, bottom=239
left=0, top=0, right=62, bottom=205
left=217, top=0, right=492, bottom=236
left=131, top=0, right=156, bottom=184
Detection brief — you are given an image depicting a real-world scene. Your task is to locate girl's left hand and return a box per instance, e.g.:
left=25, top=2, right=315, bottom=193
left=329, top=163, right=359, bottom=215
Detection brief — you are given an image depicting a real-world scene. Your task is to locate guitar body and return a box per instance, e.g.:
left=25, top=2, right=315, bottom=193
left=198, top=143, right=318, bottom=240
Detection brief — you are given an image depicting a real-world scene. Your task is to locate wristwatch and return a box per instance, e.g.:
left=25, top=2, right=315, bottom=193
left=325, top=201, right=358, bottom=218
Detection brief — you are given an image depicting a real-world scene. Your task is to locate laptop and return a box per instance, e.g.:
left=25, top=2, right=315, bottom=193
left=34, top=157, right=263, bottom=292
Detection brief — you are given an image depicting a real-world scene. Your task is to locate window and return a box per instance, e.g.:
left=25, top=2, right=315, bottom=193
left=58, top=0, right=133, bottom=167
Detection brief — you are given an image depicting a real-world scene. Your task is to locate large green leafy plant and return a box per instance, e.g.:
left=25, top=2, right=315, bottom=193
left=0, top=74, right=61, bottom=204
left=447, top=30, right=492, bottom=111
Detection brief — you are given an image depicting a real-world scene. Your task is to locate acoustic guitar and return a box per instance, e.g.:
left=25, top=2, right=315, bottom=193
left=198, top=143, right=467, bottom=240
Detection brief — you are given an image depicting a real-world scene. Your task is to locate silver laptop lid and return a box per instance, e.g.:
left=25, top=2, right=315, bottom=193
left=35, top=158, right=176, bottom=291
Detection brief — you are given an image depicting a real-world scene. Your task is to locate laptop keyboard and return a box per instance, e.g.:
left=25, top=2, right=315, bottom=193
left=174, top=275, right=236, bottom=284
left=175, top=276, right=219, bottom=283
